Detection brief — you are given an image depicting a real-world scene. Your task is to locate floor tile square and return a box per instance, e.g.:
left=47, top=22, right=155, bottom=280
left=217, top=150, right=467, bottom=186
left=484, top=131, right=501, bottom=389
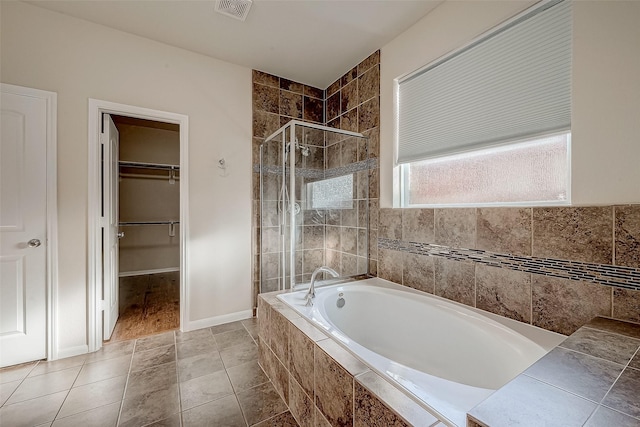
left=253, top=410, right=299, bottom=427
left=130, top=344, right=175, bottom=372
left=182, top=394, right=245, bottom=427
left=176, top=337, right=217, bottom=360
left=237, top=382, right=288, bottom=426
left=135, top=332, right=175, bottom=353
left=175, top=328, right=213, bottom=344
left=210, top=321, right=245, bottom=335
left=0, top=390, right=67, bottom=427
left=29, top=355, right=87, bottom=377
left=0, top=362, right=37, bottom=384
left=7, top=366, right=80, bottom=404
left=177, top=352, right=225, bottom=382
left=179, top=370, right=234, bottom=410
left=145, top=413, right=181, bottom=426
left=118, top=384, right=179, bottom=427
left=75, top=355, right=131, bottom=387
left=220, top=342, right=259, bottom=369
left=227, top=361, right=269, bottom=393
left=215, top=328, right=254, bottom=349
left=52, top=401, right=120, bottom=427
left=125, top=362, right=177, bottom=400
left=85, top=341, right=134, bottom=364
left=0, top=380, right=21, bottom=406
left=58, top=375, right=126, bottom=418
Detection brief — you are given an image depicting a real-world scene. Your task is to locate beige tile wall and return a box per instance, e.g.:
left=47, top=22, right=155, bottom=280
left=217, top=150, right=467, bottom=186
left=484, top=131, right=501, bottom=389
left=378, top=205, right=640, bottom=335
left=324, top=51, right=381, bottom=279
left=252, top=71, right=325, bottom=297
left=252, top=50, right=382, bottom=306
left=257, top=294, right=441, bottom=427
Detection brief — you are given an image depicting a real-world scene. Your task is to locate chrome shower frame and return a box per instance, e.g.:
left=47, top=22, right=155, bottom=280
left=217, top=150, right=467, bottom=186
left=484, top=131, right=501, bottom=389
left=261, top=120, right=367, bottom=291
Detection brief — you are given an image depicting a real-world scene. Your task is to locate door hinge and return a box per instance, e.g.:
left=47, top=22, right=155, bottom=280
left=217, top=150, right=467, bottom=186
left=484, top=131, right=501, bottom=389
left=99, top=300, right=106, bottom=311
left=99, top=133, right=106, bottom=145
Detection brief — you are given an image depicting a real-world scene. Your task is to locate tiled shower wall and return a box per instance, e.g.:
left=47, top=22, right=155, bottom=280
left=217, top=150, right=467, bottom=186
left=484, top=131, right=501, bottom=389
left=378, top=206, right=640, bottom=335
left=325, top=51, right=381, bottom=279
left=252, top=71, right=325, bottom=296
left=252, top=51, right=381, bottom=302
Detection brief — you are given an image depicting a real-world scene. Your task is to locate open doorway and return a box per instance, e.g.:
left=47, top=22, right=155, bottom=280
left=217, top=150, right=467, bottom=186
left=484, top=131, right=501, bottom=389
left=110, top=115, right=180, bottom=341
left=88, top=99, right=189, bottom=353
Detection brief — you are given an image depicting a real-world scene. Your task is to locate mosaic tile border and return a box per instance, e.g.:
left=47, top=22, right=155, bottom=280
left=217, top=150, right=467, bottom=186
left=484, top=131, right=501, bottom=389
left=379, top=238, right=640, bottom=291
left=253, top=158, right=378, bottom=179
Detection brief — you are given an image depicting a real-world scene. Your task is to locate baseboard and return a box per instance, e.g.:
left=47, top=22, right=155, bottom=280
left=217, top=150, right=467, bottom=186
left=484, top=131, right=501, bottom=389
left=54, top=344, right=89, bottom=361
left=184, top=310, right=254, bottom=332
left=119, top=267, right=180, bottom=277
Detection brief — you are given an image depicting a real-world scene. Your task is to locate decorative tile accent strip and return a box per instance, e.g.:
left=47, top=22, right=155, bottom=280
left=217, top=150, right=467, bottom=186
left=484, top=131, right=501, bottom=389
left=378, top=238, right=640, bottom=291
left=253, top=158, right=378, bottom=179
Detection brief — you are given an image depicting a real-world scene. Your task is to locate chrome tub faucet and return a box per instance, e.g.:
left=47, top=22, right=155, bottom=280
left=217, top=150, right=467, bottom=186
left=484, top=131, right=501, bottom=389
left=305, top=266, right=339, bottom=306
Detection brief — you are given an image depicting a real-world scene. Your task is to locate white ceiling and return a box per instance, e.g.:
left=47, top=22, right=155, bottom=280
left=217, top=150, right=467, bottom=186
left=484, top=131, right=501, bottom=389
left=26, top=0, right=442, bottom=89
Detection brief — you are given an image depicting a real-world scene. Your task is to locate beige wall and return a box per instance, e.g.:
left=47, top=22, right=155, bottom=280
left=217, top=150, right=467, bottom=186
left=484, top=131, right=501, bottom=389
left=571, top=1, right=640, bottom=205
left=1, top=2, right=252, bottom=353
left=380, top=0, right=640, bottom=208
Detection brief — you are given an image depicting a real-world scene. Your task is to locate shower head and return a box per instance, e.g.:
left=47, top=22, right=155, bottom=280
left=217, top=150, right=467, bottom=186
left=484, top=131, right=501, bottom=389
left=285, top=140, right=310, bottom=158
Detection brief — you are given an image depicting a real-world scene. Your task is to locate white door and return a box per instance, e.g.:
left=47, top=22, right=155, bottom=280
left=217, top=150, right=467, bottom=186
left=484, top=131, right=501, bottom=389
left=103, top=115, right=119, bottom=340
left=0, top=85, right=49, bottom=367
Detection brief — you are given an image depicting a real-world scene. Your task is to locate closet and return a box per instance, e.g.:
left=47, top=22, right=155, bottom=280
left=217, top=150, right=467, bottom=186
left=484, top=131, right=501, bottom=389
left=110, top=115, right=180, bottom=341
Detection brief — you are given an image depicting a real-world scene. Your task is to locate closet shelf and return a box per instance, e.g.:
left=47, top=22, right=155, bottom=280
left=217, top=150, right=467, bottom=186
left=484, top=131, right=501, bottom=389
left=119, top=221, right=179, bottom=226
left=119, top=161, right=179, bottom=171
left=119, top=221, right=179, bottom=237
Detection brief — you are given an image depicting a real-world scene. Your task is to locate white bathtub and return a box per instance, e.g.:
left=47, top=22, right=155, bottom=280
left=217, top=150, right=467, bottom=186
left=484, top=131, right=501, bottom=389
left=277, top=277, right=565, bottom=426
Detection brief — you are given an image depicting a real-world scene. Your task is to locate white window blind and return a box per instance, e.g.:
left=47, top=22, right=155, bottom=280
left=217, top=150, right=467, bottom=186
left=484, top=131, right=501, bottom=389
left=397, top=0, right=572, bottom=164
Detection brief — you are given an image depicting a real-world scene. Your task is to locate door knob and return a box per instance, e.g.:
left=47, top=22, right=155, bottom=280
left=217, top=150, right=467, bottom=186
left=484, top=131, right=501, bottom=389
left=117, top=232, right=125, bottom=239
left=28, top=239, right=41, bottom=248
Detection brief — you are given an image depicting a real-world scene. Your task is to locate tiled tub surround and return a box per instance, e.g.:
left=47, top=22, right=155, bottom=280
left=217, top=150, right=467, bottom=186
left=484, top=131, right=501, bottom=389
left=378, top=206, right=640, bottom=335
left=468, top=316, right=640, bottom=426
left=275, top=278, right=564, bottom=426
left=257, top=291, right=446, bottom=427
left=260, top=288, right=640, bottom=427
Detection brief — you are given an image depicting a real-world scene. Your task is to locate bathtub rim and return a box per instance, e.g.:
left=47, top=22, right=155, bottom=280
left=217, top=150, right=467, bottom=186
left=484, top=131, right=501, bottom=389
left=274, top=277, right=566, bottom=426
left=280, top=277, right=565, bottom=353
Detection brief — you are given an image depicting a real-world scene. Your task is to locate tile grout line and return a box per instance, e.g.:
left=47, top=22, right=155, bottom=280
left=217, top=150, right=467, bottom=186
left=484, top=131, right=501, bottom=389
left=0, top=361, right=40, bottom=408
left=173, top=331, right=183, bottom=427
left=115, top=338, right=137, bottom=426
left=49, top=358, right=84, bottom=423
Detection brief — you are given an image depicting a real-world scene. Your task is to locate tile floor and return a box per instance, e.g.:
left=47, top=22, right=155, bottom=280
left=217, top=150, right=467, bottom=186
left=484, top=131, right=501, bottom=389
left=0, top=318, right=299, bottom=427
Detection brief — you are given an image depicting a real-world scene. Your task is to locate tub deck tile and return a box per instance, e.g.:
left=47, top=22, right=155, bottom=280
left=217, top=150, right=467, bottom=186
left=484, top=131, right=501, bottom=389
left=467, top=375, right=597, bottom=427
left=523, top=347, right=624, bottom=402
left=469, top=317, right=640, bottom=427
left=316, top=339, right=369, bottom=377
left=355, top=371, right=439, bottom=427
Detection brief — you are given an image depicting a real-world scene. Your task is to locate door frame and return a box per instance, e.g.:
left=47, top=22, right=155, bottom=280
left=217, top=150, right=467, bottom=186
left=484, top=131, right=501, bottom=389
left=0, top=83, right=58, bottom=362
left=87, top=99, right=189, bottom=352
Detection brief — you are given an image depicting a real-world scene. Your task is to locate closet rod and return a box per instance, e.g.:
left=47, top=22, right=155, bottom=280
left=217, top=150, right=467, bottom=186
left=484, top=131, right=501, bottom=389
left=119, top=221, right=180, bottom=226
left=119, top=161, right=179, bottom=171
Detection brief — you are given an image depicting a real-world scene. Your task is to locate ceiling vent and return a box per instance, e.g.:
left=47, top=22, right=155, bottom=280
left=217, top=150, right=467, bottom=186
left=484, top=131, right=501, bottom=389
left=215, top=0, right=253, bottom=22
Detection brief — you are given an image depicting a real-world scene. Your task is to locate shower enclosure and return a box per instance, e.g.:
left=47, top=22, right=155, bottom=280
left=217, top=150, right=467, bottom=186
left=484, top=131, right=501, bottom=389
left=259, top=120, right=372, bottom=293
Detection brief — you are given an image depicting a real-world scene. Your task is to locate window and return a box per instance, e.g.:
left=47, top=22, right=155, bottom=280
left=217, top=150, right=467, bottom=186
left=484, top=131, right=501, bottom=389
left=307, top=175, right=354, bottom=209
left=401, top=132, right=570, bottom=207
left=397, top=0, right=571, bottom=207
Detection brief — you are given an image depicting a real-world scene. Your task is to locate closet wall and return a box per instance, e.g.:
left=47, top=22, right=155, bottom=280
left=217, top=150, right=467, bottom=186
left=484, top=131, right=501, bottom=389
left=115, top=117, right=180, bottom=275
